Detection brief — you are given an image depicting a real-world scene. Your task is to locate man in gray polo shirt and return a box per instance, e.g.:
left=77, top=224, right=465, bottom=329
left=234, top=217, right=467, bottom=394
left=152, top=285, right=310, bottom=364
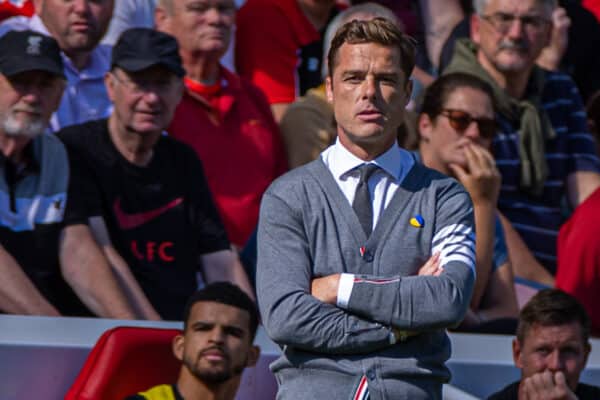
left=257, top=18, right=476, bottom=400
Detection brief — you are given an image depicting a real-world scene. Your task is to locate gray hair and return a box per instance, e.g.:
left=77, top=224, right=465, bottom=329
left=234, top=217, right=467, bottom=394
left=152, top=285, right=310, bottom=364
left=322, top=3, right=402, bottom=79
left=472, top=0, right=557, bottom=15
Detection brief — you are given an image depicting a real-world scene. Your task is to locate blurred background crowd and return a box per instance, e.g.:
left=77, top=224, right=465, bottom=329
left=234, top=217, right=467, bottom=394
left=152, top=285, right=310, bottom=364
left=1, top=0, right=600, bottom=338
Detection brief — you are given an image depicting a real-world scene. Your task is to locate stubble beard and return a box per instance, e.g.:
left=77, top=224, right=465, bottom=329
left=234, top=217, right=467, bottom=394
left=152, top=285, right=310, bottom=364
left=184, top=353, right=247, bottom=385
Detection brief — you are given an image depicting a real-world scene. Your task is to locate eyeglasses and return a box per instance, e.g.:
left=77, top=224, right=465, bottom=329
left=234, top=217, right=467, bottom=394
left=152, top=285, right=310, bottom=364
left=111, top=72, right=179, bottom=95
left=439, top=109, right=497, bottom=139
left=481, top=12, right=550, bottom=34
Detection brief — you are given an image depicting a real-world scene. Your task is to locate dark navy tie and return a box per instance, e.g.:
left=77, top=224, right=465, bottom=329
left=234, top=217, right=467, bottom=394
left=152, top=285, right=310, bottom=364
left=352, top=164, right=379, bottom=237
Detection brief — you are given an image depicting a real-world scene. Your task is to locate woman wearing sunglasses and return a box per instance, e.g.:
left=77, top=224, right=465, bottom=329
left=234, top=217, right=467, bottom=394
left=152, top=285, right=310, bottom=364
left=417, top=72, right=519, bottom=333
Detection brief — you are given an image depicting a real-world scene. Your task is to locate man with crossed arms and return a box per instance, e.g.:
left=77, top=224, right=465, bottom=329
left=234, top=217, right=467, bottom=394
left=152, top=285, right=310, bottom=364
left=257, top=18, right=476, bottom=400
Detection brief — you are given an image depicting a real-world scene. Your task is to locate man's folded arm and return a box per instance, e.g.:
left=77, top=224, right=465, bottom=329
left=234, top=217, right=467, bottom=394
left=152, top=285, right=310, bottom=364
left=334, top=187, right=475, bottom=330
left=344, top=262, right=474, bottom=331
left=257, top=192, right=395, bottom=354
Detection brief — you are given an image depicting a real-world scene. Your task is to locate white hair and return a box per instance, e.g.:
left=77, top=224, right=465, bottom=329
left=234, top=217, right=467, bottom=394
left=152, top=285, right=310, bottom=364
left=472, top=0, right=557, bottom=15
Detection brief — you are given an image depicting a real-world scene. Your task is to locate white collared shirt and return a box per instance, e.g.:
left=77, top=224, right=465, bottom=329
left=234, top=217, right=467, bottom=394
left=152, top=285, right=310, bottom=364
left=320, top=139, right=415, bottom=308
left=320, top=138, right=415, bottom=229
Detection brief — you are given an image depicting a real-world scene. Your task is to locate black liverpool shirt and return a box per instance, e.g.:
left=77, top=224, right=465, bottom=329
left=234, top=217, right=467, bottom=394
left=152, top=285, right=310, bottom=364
left=58, top=119, right=230, bottom=320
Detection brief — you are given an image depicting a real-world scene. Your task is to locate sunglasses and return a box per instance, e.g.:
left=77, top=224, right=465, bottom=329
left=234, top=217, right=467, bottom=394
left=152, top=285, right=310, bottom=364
left=439, top=109, right=497, bottom=139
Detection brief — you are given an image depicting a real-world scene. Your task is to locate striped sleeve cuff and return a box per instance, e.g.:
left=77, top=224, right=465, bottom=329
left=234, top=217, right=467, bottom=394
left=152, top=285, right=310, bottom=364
left=336, top=273, right=355, bottom=309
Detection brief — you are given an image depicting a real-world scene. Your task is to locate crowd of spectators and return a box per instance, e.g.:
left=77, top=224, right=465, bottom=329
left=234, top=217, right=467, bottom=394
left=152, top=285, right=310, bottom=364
left=2, top=0, right=600, bottom=397
left=0, top=0, right=599, bottom=345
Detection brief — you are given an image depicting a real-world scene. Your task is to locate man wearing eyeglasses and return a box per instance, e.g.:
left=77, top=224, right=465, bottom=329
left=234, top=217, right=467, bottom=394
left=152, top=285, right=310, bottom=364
left=444, top=0, right=600, bottom=288
left=56, top=28, right=253, bottom=321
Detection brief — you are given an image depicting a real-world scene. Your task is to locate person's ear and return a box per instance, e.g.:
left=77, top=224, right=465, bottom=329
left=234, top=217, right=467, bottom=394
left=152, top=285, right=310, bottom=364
left=246, top=345, right=261, bottom=368
left=513, top=338, right=523, bottom=369
left=326, top=76, right=334, bottom=104
left=172, top=334, right=185, bottom=362
left=418, top=113, right=434, bottom=142
left=104, top=72, right=116, bottom=102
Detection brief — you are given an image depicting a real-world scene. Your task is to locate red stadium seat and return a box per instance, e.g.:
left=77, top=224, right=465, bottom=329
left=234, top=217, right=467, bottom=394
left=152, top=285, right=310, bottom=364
left=65, top=326, right=181, bottom=400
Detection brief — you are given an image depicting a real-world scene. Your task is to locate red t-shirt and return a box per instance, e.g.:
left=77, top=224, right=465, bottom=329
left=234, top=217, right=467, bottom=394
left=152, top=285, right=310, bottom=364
left=235, top=0, right=343, bottom=104
left=583, top=0, right=600, bottom=22
left=556, top=187, right=600, bottom=336
left=168, top=67, right=288, bottom=246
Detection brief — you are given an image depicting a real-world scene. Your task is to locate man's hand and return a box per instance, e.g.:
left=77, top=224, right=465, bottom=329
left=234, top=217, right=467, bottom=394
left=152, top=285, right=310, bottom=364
left=418, top=252, right=442, bottom=276
left=310, top=252, right=441, bottom=317
left=310, top=253, right=441, bottom=305
left=536, top=7, right=571, bottom=71
left=518, top=371, right=578, bottom=400
left=311, top=274, right=341, bottom=304
left=449, top=144, right=500, bottom=206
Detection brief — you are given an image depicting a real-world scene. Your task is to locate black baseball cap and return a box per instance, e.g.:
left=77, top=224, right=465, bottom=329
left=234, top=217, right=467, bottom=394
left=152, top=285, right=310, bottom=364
left=0, top=30, right=65, bottom=78
left=111, top=28, right=186, bottom=77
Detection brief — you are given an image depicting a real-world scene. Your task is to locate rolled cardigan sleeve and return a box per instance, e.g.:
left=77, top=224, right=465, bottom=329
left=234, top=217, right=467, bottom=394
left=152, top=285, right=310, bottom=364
left=344, top=181, right=476, bottom=330
left=257, top=191, right=394, bottom=354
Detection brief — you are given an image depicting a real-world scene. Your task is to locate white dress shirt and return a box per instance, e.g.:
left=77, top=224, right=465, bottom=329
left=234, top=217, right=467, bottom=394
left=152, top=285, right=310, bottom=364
left=320, top=139, right=415, bottom=308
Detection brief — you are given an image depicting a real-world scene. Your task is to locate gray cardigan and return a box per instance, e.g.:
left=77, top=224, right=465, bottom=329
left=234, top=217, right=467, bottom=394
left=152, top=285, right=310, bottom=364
left=257, top=158, right=475, bottom=400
